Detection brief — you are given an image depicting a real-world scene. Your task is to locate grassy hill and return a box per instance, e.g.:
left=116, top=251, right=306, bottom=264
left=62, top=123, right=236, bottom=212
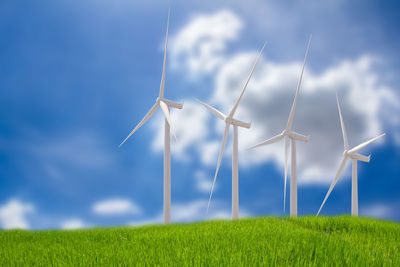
left=0, top=216, right=399, bottom=266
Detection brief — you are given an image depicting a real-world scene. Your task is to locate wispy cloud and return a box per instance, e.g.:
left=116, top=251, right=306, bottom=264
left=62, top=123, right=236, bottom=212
left=194, top=170, right=213, bottom=194
left=28, top=131, right=116, bottom=181
left=92, top=198, right=142, bottom=216
left=60, top=218, right=85, bottom=229
left=361, top=203, right=393, bottom=219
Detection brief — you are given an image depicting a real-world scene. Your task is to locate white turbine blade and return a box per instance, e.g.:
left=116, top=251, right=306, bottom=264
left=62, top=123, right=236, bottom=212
left=119, top=103, right=159, bottom=147
left=194, top=98, right=226, bottom=120
left=228, top=42, right=267, bottom=118
left=247, top=133, right=284, bottom=150
left=159, top=100, right=178, bottom=142
left=158, top=8, right=170, bottom=98
left=317, top=156, right=348, bottom=216
left=283, top=136, right=290, bottom=213
left=207, top=123, right=230, bottom=213
left=336, top=92, right=349, bottom=150
left=348, top=133, right=385, bottom=154
left=285, top=35, right=312, bottom=132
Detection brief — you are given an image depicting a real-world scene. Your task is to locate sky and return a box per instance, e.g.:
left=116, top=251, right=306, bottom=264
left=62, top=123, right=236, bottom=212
left=0, top=0, right=399, bottom=229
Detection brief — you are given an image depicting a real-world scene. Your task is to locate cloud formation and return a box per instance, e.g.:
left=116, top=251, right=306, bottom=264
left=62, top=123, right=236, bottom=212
left=213, top=54, right=397, bottom=184
left=170, top=9, right=242, bottom=75
left=161, top=9, right=399, bottom=187
left=361, top=203, right=393, bottom=219
left=194, top=170, right=213, bottom=194
left=0, top=199, right=35, bottom=229
left=61, top=218, right=85, bottom=229
left=92, top=198, right=142, bottom=216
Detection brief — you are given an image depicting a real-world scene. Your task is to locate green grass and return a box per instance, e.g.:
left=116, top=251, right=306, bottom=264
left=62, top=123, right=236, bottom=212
left=0, top=216, right=399, bottom=266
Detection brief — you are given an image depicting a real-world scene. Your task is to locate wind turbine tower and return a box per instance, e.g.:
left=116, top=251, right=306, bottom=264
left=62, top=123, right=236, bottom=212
left=317, top=92, right=385, bottom=217
left=249, top=36, right=312, bottom=217
left=196, top=42, right=266, bottom=219
left=119, top=10, right=183, bottom=224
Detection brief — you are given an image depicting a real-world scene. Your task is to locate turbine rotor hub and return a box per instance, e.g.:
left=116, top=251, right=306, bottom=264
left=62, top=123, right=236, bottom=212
left=224, top=117, right=233, bottom=124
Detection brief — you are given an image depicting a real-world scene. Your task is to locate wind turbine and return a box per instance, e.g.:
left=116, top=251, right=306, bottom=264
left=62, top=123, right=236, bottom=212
left=248, top=36, right=312, bottom=217
left=196, top=42, right=266, bottom=220
left=119, top=10, right=183, bottom=224
left=316, top=93, right=385, bottom=217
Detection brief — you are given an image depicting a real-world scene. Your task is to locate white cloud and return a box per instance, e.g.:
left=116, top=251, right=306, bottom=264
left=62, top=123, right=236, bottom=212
left=0, top=199, right=35, bottom=229
left=212, top=53, right=398, bottom=185
left=170, top=9, right=242, bottom=75
left=198, top=140, right=220, bottom=166
left=159, top=52, right=398, bottom=186
left=361, top=203, right=392, bottom=219
left=92, top=198, right=141, bottom=216
left=154, top=10, right=400, bottom=188
left=61, top=218, right=85, bottom=229
left=194, top=170, right=213, bottom=193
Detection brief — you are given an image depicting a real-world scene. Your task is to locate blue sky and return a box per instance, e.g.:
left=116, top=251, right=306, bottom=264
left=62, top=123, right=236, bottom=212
left=0, top=0, right=399, bottom=229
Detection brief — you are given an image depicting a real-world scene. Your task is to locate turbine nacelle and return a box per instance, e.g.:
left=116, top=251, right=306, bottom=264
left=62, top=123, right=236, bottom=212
left=344, top=150, right=371, bottom=162
left=286, top=130, right=310, bottom=142
left=225, top=117, right=251, bottom=129
left=156, top=97, right=183, bottom=109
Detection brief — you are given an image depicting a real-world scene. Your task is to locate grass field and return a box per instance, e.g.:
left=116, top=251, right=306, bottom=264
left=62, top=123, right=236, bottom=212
left=0, top=216, right=399, bottom=266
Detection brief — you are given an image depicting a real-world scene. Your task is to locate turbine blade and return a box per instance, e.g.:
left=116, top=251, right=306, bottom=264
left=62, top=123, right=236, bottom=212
left=336, top=91, right=349, bottom=150
left=247, top=133, right=284, bottom=150
left=316, top=156, right=348, bottom=216
left=283, top=136, right=290, bottom=213
left=348, top=133, right=386, bottom=154
left=194, top=98, right=226, bottom=120
left=285, top=35, right=312, bottom=132
left=207, top=123, right=230, bottom=213
left=160, top=100, right=178, bottom=142
left=119, top=103, right=159, bottom=147
left=228, top=42, right=267, bottom=118
left=159, top=8, right=170, bottom=98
